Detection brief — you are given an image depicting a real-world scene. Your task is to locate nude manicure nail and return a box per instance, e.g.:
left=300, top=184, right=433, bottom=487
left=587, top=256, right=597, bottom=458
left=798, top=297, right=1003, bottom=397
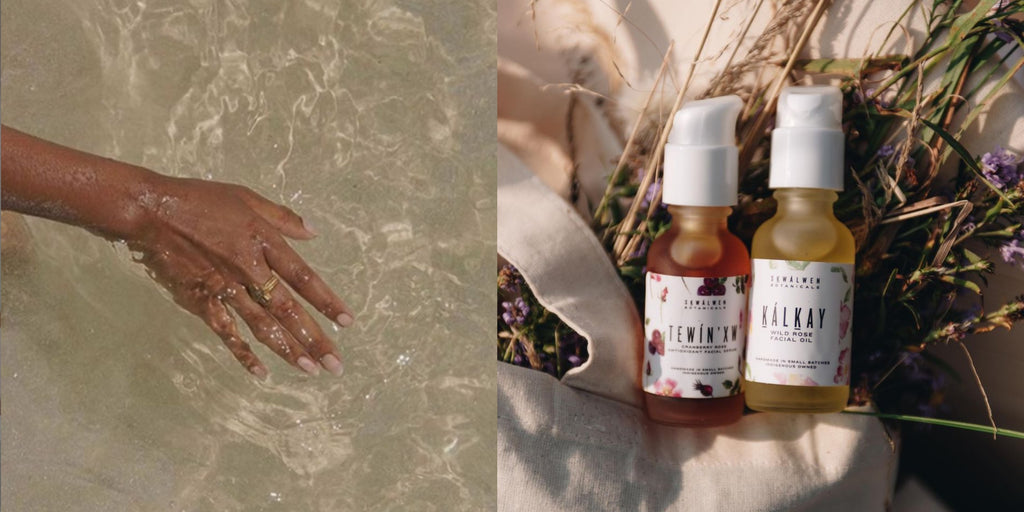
left=297, top=356, right=320, bottom=376
left=251, top=365, right=269, bottom=381
left=320, top=354, right=344, bottom=376
left=336, top=313, right=354, bottom=327
left=302, top=218, right=318, bottom=237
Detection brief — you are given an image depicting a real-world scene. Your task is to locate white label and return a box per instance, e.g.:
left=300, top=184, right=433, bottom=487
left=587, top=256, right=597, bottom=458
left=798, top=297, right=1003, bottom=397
left=745, top=259, right=853, bottom=386
left=642, top=272, right=747, bottom=399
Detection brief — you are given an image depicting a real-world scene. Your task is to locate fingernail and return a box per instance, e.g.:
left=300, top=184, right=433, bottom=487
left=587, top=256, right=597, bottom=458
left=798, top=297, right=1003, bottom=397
left=336, top=313, right=354, bottom=327
left=302, top=218, right=318, bottom=237
left=320, top=354, right=344, bottom=376
left=251, top=365, right=269, bottom=381
left=297, top=356, right=320, bottom=376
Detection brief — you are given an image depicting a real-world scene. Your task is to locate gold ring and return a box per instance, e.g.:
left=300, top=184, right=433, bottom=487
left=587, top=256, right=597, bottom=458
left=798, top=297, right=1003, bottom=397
left=246, top=275, right=279, bottom=307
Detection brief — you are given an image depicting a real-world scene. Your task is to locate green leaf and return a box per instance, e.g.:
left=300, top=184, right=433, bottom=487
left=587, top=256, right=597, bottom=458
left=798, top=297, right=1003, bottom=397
left=936, top=274, right=981, bottom=294
left=900, top=300, right=922, bottom=329
left=947, top=0, right=997, bottom=43
left=983, top=198, right=1006, bottom=224
left=963, top=248, right=982, bottom=264
left=975, top=226, right=1021, bottom=238
left=841, top=410, right=1023, bottom=439
left=881, top=269, right=899, bottom=297
left=620, top=265, right=645, bottom=280
left=916, top=2, right=994, bottom=149
left=919, top=118, right=1015, bottom=206
left=795, top=55, right=905, bottom=77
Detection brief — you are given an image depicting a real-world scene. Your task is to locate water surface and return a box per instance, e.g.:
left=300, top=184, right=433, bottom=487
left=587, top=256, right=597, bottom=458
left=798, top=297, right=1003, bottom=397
left=1, top=0, right=496, bottom=509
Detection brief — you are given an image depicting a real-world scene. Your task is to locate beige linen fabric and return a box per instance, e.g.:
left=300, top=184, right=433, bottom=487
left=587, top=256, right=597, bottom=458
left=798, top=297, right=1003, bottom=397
left=499, top=363, right=898, bottom=511
left=497, top=138, right=898, bottom=511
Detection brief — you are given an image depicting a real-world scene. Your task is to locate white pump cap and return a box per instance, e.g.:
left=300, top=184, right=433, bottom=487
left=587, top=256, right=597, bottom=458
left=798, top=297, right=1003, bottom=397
left=663, top=95, right=742, bottom=206
left=770, top=86, right=845, bottom=190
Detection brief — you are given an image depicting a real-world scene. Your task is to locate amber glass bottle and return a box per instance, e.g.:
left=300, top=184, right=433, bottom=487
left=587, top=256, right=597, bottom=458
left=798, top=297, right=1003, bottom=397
left=744, top=86, right=855, bottom=413
left=645, top=206, right=750, bottom=425
left=641, top=95, right=749, bottom=427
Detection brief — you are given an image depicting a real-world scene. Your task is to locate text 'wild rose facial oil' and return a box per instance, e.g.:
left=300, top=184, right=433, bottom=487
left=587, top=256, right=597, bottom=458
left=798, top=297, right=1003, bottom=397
left=643, top=95, right=750, bottom=427
left=744, top=86, right=855, bottom=413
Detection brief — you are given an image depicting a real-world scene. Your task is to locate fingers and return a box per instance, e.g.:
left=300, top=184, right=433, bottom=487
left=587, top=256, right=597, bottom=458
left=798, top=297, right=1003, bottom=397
left=236, top=188, right=316, bottom=240
left=134, top=186, right=347, bottom=379
left=201, top=297, right=268, bottom=379
left=225, top=285, right=326, bottom=376
left=263, top=237, right=355, bottom=328
left=260, top=277, right=345, bottom=376
left=157, top=235, right=345, bottom=378
left=137, top=238, right=271, bottom=378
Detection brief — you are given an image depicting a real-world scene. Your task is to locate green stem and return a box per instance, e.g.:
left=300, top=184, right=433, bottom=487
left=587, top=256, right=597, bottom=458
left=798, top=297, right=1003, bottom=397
left=554, top=327, right=563, bottom=378
left=868, top=43, right=951, bottom=103
left=501, top=332, right=516, bottom=362
left=841, top=410, right=1024, bottom=439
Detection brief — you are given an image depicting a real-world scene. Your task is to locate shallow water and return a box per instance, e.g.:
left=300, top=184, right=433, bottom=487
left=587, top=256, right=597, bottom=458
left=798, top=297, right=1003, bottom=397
left=1, top=0, right=496, bottom=509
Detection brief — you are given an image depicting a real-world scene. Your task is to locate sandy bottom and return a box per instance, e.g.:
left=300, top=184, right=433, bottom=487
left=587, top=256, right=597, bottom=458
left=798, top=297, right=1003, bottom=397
left=1, top=0, right=496, bottom=510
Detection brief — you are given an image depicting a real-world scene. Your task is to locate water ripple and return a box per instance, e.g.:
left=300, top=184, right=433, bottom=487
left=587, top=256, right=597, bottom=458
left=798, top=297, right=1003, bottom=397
left=1, top=0, right=496, bottom=509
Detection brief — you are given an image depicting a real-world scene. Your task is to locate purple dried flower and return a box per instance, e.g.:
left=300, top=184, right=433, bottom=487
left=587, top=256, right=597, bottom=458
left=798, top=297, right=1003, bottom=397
left=877, top=144, right=917, bottom=172
left=895, top=351, right=948, bottom=416
left=959, top=301, right=983, bottom=322
left=863, top=87, right=896, bottom=108
left=1000, top=228, right=1024, bottom=270
left=542, top=361, right=556, bottom=375
left=930, top=371, right=947, bottom=393
left=501, top=297, right=530, bottom=326
left=940, top=322, right=967, bottom=342
left=640, top=179, right=662, bottom=210
left=567, top=355, right=582, bottom=367
left=498, top=264, right=525, bottom=293
left=628, top=238, right=651, bottom=261
left=980, top=146, right=1023, bottom=190
left=902, top=352, right=929, bottom=381
left=904, top=155, right=916, bottom=170
left=867, top=350, right=886, bottom=365
left=915, top=403, right=938, bottom=418
left=992, top=18, right=1014, bottom=43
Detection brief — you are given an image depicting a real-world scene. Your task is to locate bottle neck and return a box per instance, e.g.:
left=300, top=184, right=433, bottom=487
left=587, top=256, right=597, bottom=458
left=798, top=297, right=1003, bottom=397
left=667, top=205, right=731, bottom=235
left=772, top=188, right=838, bottom=216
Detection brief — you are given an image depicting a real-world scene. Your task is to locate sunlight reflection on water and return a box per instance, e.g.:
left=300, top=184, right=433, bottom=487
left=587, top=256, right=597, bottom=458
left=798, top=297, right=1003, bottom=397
left=0, top=0, right=496, bottom=510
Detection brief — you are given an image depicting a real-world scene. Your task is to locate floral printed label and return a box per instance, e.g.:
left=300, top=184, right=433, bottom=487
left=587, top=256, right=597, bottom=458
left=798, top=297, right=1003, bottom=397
left=643, top=272, right=748, bottom=399
left=745, top=259, right=853, bottom=386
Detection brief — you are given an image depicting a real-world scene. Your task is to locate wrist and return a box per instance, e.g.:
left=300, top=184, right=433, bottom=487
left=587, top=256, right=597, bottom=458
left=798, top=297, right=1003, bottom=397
left=86, top=162, right=164, bottom=241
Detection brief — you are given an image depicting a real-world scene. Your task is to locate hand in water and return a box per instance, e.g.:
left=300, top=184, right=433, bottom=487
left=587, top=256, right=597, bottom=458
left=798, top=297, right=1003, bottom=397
left=128, top=175, right=354, bottom=378
left=1, top=125, right=354, bottom=378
